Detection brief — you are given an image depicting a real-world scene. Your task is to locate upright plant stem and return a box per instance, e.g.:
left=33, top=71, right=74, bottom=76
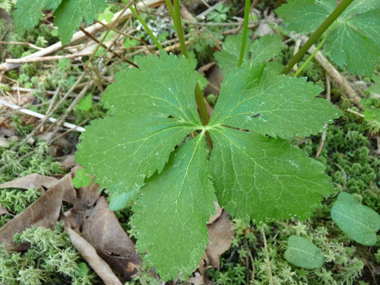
left=172, top=0, right=210, bottom=127
left=238, top=0, right=250, bottom=67
left=173, top=0, right=188, bottom=58
left=280, top=0, right=354, bottom=75
left=121, top=0, right=164, bottom=50
left=293, top=36, right=326, bottom=77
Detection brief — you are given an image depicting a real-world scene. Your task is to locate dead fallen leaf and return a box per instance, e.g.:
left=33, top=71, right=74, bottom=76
left=60, top=154, right=78, bottom=169
left=66, top=227, right=123, bottom=285
left=0, top=174, right=76, bottom=251
left=0, top=173, right=58, bottom=191
left=208, top=201, right=223, bottom=224
left=0, top=204, right=9, bottom=216
left=206, top=210, right=234, bottom=269
left=80, top=197, right=141, bottom=281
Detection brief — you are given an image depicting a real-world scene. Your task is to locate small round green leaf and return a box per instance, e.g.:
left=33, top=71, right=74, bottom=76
left=285, top=236, right=324, bottom=269
left=331, top=192, right=380, bottom=246
left=72, top=177, right=82, bottom=189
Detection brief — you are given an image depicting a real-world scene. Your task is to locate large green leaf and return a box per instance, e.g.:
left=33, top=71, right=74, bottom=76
left=285, top=236, right=324, bottom=269
left=276, top=0, right=380, bottom=76
left=275, top=0, right=335, bottom=34
left=102, top=52, right=201, bottom=125
left=54, top=0, right=107, bottom=45
left=209, top=64, right=341, bottom=138
left=331, top=192, right=380, bottom=245
left=76, top=51, right=201, bottom=195
left=132, top=133, right=215, bottom=281
left=215, top=34, right=282, bottom=76
left=75, top=115, right=197, bottom=193
left=209, top=127, right=334, bottom=223
left=325, top=21, right=380, bottom=76
left=14, top=0, right=62, bottom=34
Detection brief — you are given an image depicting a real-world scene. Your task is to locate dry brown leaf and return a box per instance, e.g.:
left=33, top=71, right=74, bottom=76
left=80, top=197, right=141, bottom=281
left=66, top=227, right=123, bottom=285
left=0, top=173, right=58, bottom=191
left=206, top=210, right=234, bottom=269
left=208, top=201, right=223, bottom=224
left=0, top=174, right=76, bottom=251
left=60, top=154, right=78, bottom=169
left=0, top=204, right=9, bottom=216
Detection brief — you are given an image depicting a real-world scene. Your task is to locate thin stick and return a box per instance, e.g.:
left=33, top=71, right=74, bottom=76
left=46, top=82, right=91, bottom=139
left=0, top=41, right=44, bottom=51
left=0, top=98, right=85, bottom=132
left=0, top=0, right=164, bottom=72
left=94, top=20, right=155, bottom=54
left=5, top=53, right=90, bottom=64
left=261, top=226, right=274, bottom=285
left=316, top=74, right=330, bottom=158
left=10, top=87, right=62, bottom=152
left=301, top=35, right=363, bottom=110
left=346, top=108, right=365, bottom=118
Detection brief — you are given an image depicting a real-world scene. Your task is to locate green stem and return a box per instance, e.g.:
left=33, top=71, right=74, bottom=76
left=280, top=0, right=354, bottom=75
left=238, top=0, right=250, bottom=67
left=173, top=0, right=188, bottom=58
left=293, top=36, right=326, bottom=77
left=172, top=0, right=209, bottom=126
left=121, top=0, right=164, bottom=50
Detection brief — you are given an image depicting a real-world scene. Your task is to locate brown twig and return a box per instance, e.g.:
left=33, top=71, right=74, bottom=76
left=300, top=35, right=363, bottom=110
left=94, top=20, right=155, bottom=54
left=0, top=41, right=44, bottom=51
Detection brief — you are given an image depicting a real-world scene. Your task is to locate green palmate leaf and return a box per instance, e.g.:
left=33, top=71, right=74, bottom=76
left=75, top=115, right=197, bottom=193
left=132, top=133, right=215, bottom=281
left=54, top=0, right=107, bottom=45
left=209, top=126, right=334, bottom=223
left=331, top=192, right=380, bottom=245
left=209, top=64, right=341, bottom=138
left=285, top=236, right=324, bottom=269
left=215, top=34, right=282, bottom=76
left=14, top=0, right=62, bottom=34
left=102, top=52, right=201, bottom=125
left=76, top=51, right=201, bottom=193
left=276, top=0, right=380, bottom=76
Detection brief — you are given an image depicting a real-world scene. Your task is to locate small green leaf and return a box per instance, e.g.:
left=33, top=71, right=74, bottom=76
left=285, top=236, right=324, bottom=269
left=77, top=262, right=89, bottom=277
left=72, top=177, right=82, bottom=188
left=54, top=0, right=107, bottom=46
left=209, top=64, right=341, bottom=138
left=209, top=127, right=334, bottom=223
left=14, top=0, right=62, bottom=34
left=331, top=192, right=380, bottom=245
left=109, top=188, right=140, bottom=211
left=76, top=94, right=93, bottom=111
left=132, top=133, right=215, bottom=281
